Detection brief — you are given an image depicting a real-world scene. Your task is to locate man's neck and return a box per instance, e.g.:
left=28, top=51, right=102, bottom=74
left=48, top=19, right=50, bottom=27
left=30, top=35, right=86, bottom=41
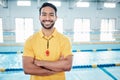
left=42, top=27, right=55, bottom=37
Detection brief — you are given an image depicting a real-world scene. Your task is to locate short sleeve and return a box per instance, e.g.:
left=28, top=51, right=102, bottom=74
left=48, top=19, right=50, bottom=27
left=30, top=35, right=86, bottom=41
left=61, top=37, right=73, bottom=58
left=23, top=37, right=35, bottom=58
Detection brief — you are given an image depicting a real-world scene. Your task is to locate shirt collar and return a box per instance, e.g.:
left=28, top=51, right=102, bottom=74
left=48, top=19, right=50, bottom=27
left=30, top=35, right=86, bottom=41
left=39, top=28, right=57, bottom=38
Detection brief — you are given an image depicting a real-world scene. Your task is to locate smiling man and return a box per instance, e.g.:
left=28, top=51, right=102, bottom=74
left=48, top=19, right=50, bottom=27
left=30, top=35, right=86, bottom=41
left=22, top=2, right=73, bottom=80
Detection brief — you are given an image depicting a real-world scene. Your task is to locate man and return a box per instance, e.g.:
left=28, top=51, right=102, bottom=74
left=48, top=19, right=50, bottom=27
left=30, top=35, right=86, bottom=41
left=22, top=2, right=73, bottom=80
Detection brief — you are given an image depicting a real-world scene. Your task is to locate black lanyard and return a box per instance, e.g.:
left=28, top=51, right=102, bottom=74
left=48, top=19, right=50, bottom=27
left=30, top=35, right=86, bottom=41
left=43, top=36, right=53, bottom=49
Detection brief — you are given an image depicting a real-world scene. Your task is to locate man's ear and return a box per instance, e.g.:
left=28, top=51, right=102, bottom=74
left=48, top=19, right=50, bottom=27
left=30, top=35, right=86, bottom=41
left=55, top=16, right=57, bottom=21
left=39, top=16, right=41, bottom=21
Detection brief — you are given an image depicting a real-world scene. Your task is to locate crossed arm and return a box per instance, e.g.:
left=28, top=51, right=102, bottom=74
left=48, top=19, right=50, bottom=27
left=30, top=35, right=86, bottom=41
left=22, top=56, right=56, bottom=76
left=22, top=55, right=73, bottom=76
left=34, top=55, right=73, bottom=72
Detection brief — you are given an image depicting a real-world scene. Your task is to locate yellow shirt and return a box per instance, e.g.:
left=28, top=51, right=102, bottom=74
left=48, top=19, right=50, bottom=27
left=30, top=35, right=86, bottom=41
left=23, top=29, right=72, bottom=80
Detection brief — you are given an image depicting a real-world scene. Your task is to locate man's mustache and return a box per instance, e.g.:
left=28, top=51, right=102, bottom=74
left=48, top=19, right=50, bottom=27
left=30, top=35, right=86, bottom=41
left=42, top=20, right=53, bottom=22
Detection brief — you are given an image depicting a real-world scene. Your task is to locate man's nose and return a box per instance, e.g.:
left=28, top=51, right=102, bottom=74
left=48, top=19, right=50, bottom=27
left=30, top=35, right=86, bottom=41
left=46, top=15, right=51, bottom=20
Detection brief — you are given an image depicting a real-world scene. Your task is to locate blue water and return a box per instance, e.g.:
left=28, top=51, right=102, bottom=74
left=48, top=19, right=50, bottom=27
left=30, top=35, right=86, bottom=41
left=0, top=51, right=120, bottom=80
left=0, top=54, right=22, bottom=68
left=0, top=71, right=30, bottom=80
left=0, top=51, right=120, bottom=69
left=73, top=51, right=120, bottom=66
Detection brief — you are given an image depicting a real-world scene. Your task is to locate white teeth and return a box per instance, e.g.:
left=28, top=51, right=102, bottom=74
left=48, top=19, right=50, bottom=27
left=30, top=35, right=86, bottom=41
left=45, top=21, right=51, bottom=25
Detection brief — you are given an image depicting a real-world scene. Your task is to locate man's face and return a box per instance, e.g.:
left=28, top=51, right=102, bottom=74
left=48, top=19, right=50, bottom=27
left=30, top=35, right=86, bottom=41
left=40, top=6, right=57, bottom=29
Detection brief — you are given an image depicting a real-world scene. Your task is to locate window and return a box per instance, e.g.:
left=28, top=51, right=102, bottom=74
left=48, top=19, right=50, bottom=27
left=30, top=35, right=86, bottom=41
left=47, top=1, right=61, bottom=7
left=100, top=19, right=115, bottom=41
left=17, top=1, right=31, bottom=6
left=0, top=18, right=3, bottom=42
left=15, top=18, right=33, bottom=42
left=76, top=2, right=89, bottom=7
left=104, top=2, right=116, bottom=8
left=54, top=18, right=63, bottom=33
left=74, top=18, right=90, bottom=42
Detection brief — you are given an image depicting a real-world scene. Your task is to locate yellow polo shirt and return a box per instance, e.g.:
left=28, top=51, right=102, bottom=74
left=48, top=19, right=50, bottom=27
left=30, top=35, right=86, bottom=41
left=23, top=29, right=72, bottom=80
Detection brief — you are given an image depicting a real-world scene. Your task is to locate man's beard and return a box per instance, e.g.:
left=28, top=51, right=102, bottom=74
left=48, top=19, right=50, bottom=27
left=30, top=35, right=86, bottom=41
left=41, top=22, right=55, bottom=29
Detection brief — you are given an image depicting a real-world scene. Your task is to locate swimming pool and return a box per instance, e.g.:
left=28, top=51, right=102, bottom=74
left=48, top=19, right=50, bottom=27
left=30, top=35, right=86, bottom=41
left=0, top=50, right=120, bottom=80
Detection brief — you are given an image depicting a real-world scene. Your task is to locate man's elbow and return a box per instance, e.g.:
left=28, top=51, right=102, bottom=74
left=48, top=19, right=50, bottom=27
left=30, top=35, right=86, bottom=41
left=23, top=68, right=31, bottom=75
left=64, top=65, right=72, bottom=71
left=24, top=71, right=29, bottom=75
left=64, top=68, right=71, bottom=71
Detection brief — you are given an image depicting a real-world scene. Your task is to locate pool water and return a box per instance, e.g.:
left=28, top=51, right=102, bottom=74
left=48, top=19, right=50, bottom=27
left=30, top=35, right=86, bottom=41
left=0, top=51, right=120, bottom=80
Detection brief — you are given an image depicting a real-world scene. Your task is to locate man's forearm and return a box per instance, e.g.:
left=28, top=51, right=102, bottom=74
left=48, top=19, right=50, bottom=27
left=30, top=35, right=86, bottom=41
left=24, top=62, right=57, bottom=76
left=36, top=60, right=66, bottom=71
left=22, top=56, right=57, bottom=76
left=34, top=55, right=72, bottom=72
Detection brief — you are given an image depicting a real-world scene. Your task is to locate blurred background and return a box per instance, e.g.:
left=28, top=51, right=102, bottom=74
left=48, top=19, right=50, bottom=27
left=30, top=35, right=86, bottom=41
left=0, top=0, right=120, bottom=80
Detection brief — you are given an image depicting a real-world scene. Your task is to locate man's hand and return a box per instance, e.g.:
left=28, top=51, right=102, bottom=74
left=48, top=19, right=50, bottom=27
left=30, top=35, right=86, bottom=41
left=34, top=56, right=65, bottom=67
left=22, top=56, right=58, bottom=76
left=59, top=56, right=65, bottom=60
left=34, top=59, right=42, bottom=66
left=33, top=55, right=73, bottom=72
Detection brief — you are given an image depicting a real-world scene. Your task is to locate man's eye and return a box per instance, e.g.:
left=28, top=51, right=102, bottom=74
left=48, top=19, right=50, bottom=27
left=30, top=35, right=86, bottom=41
left=50, top=15, right=54, bottom=16
left=42, top=14, right=46, bottom=16
left=50, top=14, right=54, bottom=16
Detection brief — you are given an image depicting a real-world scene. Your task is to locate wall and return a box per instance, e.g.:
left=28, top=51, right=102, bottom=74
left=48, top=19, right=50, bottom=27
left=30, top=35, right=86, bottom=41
left=0, top=1, right=120, bottom=31
left=0, top=0, right=120, bottom=52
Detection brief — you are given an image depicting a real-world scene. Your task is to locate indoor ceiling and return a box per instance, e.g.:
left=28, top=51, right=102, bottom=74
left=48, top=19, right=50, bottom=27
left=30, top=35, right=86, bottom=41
left=0, top=0, right=120, bottom=8
left=46, top=0, right=120, bottom=3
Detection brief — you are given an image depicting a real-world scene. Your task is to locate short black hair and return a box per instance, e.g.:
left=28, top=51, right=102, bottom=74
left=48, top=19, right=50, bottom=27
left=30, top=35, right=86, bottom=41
left=39, top=2, right=57, bottom=15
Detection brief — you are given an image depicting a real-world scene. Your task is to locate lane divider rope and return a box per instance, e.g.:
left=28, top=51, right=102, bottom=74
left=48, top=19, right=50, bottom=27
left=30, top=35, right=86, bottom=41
left=0, top=63, right=120, bottom=72
left=72, top=63, right=120, bottom=69
left=0, top=49, right=120, bottom=54
left=0, top=68, right=23, bottom=72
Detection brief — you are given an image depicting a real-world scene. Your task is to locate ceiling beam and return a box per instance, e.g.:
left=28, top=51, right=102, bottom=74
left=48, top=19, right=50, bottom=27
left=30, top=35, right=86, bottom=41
left=0, top=0, right=8, bottom=8
left=68, top=0, right=79, bottom=9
